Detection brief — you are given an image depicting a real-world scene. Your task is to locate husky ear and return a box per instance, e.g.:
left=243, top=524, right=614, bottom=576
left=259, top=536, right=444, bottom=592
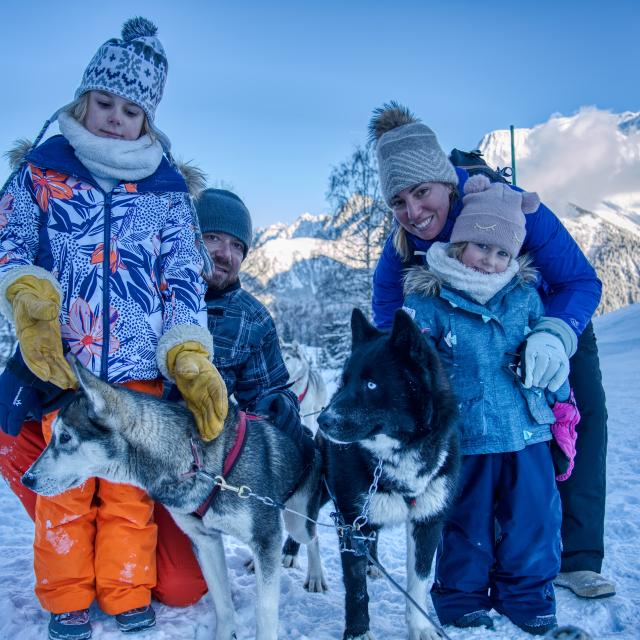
left=389, top=309, right=426, bottom=359
left=351, top=308, right=380, bottom=348
left=69, top=356, right=115, bottom=421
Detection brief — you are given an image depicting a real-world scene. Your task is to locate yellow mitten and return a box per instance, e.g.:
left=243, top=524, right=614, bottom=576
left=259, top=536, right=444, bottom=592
left=167, top=341, right=228, bottom=441
left=6, top=275, right=76, bottom=389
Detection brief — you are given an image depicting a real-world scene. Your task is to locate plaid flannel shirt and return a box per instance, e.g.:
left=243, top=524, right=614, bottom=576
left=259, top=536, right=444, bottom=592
left=205, top=281, right=296, bottom=411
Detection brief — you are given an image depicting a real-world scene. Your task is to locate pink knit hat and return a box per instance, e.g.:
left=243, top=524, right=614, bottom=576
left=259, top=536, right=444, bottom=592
left=451, top=174, right=540, bottom=256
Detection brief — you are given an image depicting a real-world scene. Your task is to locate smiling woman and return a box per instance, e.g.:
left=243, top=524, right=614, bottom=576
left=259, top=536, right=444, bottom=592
left=389, top=181, right=454, bottom=241
left=370, top=101, right=615, bottom=628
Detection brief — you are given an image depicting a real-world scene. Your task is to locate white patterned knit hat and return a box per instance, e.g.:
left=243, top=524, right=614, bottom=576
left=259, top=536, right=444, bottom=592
left=77, top=17, right=168, bottom=127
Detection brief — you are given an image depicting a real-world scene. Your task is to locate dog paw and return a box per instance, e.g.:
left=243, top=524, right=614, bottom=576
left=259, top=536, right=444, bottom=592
left=282, top=554, right=298, bottom=569
left=408, top=626, right=445, bottom=640
left=366, top=563, right=381, bottom=579
left=214, top=627, right=238, bottom=640
left=304, top=572, right=328, bottom=593
left=244, top=557, right=256, bottom=573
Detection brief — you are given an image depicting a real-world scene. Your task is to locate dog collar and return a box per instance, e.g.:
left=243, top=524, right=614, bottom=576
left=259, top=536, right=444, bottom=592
left=297, top=381, right=309, bottom=403
left=189, top=411, right=253, bottom=518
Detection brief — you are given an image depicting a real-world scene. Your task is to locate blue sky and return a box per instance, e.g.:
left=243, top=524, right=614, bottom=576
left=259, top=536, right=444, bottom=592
left=1, top=0, right=638, bottom=228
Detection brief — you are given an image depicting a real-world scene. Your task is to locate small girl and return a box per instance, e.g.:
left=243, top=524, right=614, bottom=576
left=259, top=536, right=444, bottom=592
left=403, top=174, right=568, bottom=636
left=0, top=17, right=227, bottom=639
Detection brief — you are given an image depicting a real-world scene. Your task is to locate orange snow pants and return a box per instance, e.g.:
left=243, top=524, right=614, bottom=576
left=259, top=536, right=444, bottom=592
left=28, top=379, right=162, bottom=615
left=0, top=380, right=209, bottom=611
left=0, top=419, right=44, bottom=520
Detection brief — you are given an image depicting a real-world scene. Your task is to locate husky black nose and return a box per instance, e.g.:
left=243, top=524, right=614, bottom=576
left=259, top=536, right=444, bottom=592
left=22, top=471, right=36, bottom=489
left=317, top=408, right=335, bottom=432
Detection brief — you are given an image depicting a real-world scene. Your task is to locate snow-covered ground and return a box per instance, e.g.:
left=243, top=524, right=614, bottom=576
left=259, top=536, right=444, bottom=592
left=1, top=305, right=639, bottom=639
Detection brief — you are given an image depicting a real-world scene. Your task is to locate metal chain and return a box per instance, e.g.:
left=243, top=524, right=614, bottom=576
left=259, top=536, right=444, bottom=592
left=300, top=408, right=322, bottom=418
left=196, top=470, right=335, bottom=528
left=196, top=458, right=385, bottom=534
left=353, top=458, right=384, bottom=530
left=197, top=463, right=450, bottom=638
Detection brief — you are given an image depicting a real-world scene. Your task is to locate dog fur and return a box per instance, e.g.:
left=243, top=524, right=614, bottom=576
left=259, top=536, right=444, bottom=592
left=281, top=341, right=327, bottom=434
left=22, top=361, right=323, bottom=640
left=317, top=308, right=460, bottom=640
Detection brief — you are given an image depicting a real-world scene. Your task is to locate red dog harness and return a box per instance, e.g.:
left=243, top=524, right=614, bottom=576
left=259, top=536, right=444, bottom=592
left=184, top=411, right=257, bottom=518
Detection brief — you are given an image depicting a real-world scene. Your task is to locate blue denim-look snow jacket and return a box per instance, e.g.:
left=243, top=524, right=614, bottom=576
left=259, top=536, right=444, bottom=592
left=403, top=270, right=555, bottom=456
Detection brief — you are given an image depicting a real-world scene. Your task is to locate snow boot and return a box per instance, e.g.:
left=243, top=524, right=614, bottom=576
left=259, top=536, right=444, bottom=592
left=453, top=610, right=494, bottom=629
left=48, top=609, right=91, bottom=640
left=515, top=614, right=557, bottom=636
left=545, top=626, right=593, bottom=639
left=115, top=605, right=156, bottom=633
left=554, top=571, right=616, bottom=599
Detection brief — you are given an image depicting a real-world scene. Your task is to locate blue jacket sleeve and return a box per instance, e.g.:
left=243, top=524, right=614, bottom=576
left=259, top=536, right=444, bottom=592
left=0, top=166, right=41, bottom=278
left=372, top=234, right=406, bottom=329
left=521, top=200, right=601, bottom=337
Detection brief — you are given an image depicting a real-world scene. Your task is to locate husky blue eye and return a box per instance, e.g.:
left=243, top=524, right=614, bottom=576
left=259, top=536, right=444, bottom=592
left=367, top=381, right=377, bottom=390
left=59, top=432, right=71, bottom=444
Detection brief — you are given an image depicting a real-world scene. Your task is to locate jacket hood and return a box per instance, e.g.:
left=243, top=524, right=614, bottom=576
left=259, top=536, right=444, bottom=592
left=174, top=159, right=207, bottom=198
left=404, top=252, right=537, bottom=298
left=6, top=139, right=33, bottom=171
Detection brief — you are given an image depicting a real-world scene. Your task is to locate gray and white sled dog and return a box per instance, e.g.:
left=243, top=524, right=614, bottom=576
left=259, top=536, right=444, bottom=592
left=23, top=360, right=323, bottom=640
left=317, top=308, right=461, bottom=640
left=281, top=341, right=327, bottom=434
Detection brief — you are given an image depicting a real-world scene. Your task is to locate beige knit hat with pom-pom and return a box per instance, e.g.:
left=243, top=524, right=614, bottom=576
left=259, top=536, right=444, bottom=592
left=369, top=102, right=459, bottom=206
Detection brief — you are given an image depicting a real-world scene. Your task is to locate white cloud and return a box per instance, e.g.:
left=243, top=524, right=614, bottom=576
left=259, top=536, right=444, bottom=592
left=481, top=107, right=640, bottom=218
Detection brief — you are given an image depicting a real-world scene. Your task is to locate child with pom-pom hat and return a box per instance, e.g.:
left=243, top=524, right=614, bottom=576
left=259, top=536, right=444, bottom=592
left=402, top=172, right=572, bottom=635
left=0, top=18, right=227, bottom=638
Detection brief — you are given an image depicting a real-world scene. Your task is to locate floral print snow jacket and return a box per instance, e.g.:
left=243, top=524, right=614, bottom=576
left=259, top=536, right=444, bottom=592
left=0, top=135, right=207, bottom=383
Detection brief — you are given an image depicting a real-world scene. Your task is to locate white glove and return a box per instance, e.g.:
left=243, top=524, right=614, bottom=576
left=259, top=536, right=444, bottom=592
left=523, top=331, right=570, bottom=393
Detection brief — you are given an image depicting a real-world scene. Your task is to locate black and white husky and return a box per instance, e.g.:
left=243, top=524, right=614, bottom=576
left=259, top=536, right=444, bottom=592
left=23, top=360, right=323, bottom=640
left=317, top=308, right=460, bottom=640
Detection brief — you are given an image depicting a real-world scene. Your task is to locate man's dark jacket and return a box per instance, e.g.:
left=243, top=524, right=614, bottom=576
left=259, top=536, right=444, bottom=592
left=205, top=280, right=296, bottom=411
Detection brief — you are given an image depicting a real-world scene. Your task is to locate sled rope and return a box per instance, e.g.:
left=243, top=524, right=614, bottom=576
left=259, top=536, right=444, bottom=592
left=364, top=549, right=452, bottom=640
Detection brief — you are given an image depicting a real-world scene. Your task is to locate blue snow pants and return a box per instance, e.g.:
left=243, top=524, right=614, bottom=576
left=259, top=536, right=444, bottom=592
left=431, top=442, right=562, bottom=626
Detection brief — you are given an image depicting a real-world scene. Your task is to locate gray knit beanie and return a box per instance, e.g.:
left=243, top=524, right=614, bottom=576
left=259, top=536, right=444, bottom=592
left=369, top=102, right=459, bottom=206
left=195, top=189, right=253, bottom=258
left=450, top=174, right=540, bottom=256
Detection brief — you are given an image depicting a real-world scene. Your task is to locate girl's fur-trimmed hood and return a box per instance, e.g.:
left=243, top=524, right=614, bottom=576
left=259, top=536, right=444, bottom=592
left=5, top=138, right=207, bottom=198
left=404, top=252, right=537, bottom=298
